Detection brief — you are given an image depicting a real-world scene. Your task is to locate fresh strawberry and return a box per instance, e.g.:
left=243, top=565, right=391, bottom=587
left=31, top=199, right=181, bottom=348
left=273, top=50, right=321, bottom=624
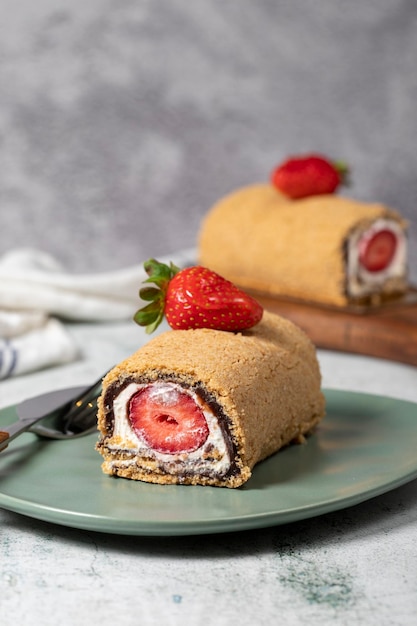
left=358, top=229, right=397, bottom=272
left=128, top=384, right=209, bottom=454
left=271, top=153, right=349, bottom=199
left=134, top=259, right=263, bottom=333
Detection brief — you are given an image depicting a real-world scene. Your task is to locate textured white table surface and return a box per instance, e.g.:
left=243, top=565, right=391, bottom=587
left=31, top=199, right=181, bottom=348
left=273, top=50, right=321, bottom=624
left=1, top=320, right=417, bottom=626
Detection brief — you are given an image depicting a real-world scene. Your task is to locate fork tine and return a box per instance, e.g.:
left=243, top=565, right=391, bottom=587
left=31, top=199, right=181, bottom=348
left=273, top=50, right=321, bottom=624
left=61, top=392, right=100, bottom=433
left=64, top=403, right=98, bottom=434
left=32, top=401, right=99, bottom=438
left=59, top=377, right=103, bottom=424
left=69, top=377, right=103, bottom=409
left=37, top=372, right=105, bottom=437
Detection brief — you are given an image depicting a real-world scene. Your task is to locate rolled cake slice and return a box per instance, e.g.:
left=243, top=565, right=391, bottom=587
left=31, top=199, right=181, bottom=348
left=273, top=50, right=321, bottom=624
left=96, top=311, right=325, bottom=488
left=198, top=184, right=408, bottom=307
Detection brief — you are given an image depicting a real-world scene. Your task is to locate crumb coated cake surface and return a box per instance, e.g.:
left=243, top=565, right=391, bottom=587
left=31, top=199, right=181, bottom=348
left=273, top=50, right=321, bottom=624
left=198, top=184, right=408, bottom=306
left=96, top=311, right=325, bottom=488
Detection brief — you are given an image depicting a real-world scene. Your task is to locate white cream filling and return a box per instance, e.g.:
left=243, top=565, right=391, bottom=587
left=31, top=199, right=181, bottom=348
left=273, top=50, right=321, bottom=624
left=346, top=218, right=407, bottom=298
left=107, top=382, right=231, bottom=476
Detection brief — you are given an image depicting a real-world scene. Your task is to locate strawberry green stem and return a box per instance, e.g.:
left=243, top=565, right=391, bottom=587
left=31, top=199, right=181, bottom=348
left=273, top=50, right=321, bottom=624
left=333, top=160, right=351, bottom=187
left=133, top=259, right=180, bottom=333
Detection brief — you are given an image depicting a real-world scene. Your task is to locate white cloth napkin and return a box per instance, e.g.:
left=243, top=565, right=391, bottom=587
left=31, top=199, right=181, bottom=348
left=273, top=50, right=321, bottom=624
left=0, top=247, right=196, bottom=379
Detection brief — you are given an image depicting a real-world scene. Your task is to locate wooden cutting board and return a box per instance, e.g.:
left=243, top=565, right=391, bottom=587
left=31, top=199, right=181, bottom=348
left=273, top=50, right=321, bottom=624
left=250, top=288, right=417, bottom=366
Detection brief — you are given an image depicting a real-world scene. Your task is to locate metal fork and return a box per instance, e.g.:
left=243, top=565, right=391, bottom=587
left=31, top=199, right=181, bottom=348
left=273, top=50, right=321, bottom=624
left=0, top=374, right=104, bottom=452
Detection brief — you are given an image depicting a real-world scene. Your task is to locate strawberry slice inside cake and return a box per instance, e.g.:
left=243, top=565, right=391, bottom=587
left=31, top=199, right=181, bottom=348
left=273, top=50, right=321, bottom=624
left=358, top=229, right=398, bottom=273
left=128, top=384, right=209, bottom=454
left=100, top=378, right=233, bottom=483
left=346, top=218, right=407, bottom=301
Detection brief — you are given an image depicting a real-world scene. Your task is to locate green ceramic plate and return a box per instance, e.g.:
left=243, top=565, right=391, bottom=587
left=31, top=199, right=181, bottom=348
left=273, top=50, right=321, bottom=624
left=0, top=389, right=416, bottom=536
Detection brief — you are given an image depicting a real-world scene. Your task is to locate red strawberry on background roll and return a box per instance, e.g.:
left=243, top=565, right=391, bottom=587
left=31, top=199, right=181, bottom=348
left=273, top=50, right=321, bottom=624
left=271, top=153, right=349, bottom=199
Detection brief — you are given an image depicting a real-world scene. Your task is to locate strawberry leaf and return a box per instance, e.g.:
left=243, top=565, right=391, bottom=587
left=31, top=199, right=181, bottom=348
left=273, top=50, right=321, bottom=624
left=139, top=286, right=161, bottom=301
left=144, top=314, right=164, bottom=334
left=134, top=259, right=180, bottom=333
left=143, top=258, right=179, bottom=288
left=333, top=160, right=351, bottom=187
left=134, top=302, right=159, bottom=324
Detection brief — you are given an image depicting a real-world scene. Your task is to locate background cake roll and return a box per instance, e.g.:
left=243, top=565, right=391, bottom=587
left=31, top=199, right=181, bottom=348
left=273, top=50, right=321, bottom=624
left=96, top=311, right=325, bottom=488
left=198, top=184, right=408, bottom=307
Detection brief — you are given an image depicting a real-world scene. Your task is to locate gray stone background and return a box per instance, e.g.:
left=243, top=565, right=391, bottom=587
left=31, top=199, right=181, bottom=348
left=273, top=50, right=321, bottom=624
left=1, top=0, right=416, bottom=282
